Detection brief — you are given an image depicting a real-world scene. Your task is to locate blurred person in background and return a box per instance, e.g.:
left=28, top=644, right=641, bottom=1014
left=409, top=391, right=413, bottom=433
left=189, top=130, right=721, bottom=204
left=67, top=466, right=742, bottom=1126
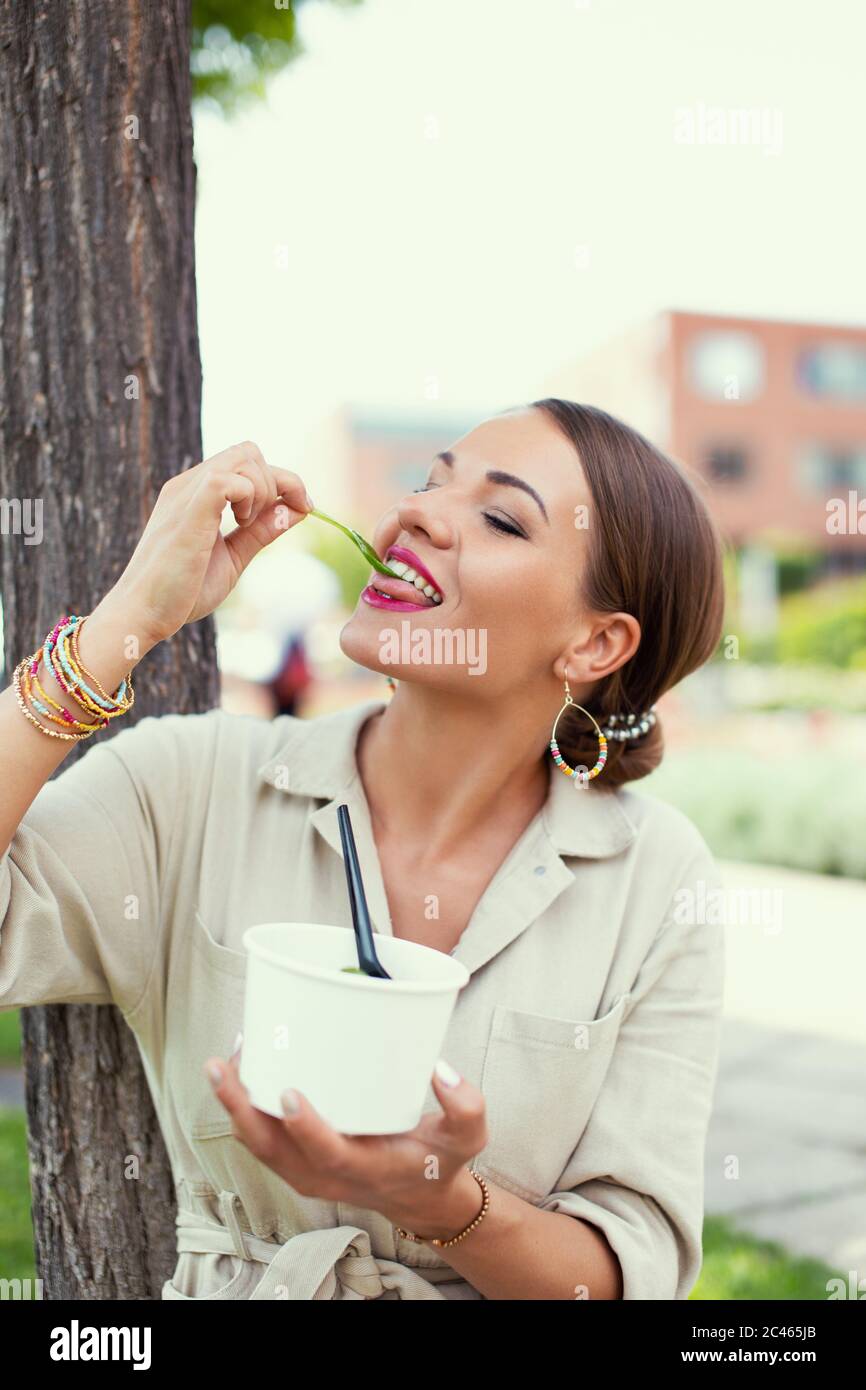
left=265, top=630, right=313, bottom=717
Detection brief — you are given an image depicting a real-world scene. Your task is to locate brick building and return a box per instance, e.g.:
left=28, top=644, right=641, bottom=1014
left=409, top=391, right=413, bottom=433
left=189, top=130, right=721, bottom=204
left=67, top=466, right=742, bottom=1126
left=543, top=309, right=866, bottom=574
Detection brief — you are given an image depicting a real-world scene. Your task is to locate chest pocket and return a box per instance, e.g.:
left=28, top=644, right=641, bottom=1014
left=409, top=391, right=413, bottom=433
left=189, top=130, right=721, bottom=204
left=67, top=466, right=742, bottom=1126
left=169, top=909, right=248, bottom=1144
left=475, top=993, right=630, bottom=1203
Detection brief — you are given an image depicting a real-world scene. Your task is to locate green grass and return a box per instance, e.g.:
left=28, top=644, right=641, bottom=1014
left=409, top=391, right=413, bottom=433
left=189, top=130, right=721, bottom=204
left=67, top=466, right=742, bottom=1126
left=0, top=1010, right=21, bottom=1066
left=692, top=1215, right=839, bottom=1299
left=0, top=1107, right=36, bottom=1282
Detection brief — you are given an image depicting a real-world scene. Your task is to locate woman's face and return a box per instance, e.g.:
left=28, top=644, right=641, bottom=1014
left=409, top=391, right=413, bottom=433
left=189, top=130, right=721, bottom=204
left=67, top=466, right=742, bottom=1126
left=339, top=406, right=596, bottom=693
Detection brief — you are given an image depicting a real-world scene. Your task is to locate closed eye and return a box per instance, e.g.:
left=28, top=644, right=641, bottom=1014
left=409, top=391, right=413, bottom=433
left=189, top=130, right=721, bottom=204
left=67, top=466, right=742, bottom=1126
left=484, top=512, right=525, bottom=538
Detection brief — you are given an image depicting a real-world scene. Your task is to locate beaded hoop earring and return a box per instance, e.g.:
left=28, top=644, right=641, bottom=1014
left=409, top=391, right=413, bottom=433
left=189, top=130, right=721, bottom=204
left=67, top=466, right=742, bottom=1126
left=385, top=675, right=397, bottom=697
left=550, top=671, right=607, bottom=786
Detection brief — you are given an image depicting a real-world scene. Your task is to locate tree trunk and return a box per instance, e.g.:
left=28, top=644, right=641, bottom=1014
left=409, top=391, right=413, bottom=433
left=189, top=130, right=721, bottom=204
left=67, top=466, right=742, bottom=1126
left=0, top=0, right=218, bottom=1298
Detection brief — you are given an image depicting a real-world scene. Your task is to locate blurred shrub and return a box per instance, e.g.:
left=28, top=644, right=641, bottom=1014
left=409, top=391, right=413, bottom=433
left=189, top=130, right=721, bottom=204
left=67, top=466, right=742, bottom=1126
left=775, top=547, right=824, bottom=596
left=306, top=525, right=371, bottom=611
left=633, top=748, right=866, bottom=879
left=738, top=532, right=825, bottom=597
left=776, top=576, right=866, bottom=669
left=752, top=534, right=826, bottom=597
left=738, top=575, right=866, bottom=668
left=721, top=660, right=866, bottom=712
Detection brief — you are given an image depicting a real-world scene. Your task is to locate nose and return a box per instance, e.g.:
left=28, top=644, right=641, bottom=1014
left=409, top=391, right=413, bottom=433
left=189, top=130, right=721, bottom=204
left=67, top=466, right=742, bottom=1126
left=392, top=490, right=455, bottom=551
left=371, top=487, right=455, bottom=557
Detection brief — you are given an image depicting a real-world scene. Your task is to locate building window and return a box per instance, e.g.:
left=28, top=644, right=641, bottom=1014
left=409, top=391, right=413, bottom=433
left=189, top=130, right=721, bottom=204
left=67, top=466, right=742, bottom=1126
left=797, top=343, right=866, bottom=402
left=705, top=444, right=749, bottom=482
left=687, top=331, right=766, bottom=402
left=797, top=444, right=866, bottom=492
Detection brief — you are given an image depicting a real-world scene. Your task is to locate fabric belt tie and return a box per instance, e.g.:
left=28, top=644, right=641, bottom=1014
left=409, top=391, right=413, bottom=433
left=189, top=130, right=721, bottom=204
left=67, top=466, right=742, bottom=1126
left=162, top=1192, right=447, bottom=1301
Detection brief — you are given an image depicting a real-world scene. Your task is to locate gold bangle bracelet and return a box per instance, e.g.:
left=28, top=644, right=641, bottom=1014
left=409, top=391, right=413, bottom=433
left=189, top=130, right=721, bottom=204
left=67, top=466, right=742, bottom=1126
left=24, top=656, right=105, bottom=733
left=395, top=1169, right=490, bottom=1249
left=12, top=659, right=96, bottom=742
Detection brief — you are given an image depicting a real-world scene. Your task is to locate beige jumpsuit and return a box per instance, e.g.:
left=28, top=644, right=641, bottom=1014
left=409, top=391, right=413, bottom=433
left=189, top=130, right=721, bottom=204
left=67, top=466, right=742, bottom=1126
left=0, top=697, right=725, bottom=1299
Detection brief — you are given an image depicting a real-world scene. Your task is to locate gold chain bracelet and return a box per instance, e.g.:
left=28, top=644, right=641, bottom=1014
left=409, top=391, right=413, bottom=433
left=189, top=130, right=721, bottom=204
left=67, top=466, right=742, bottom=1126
left=395, top=1169, right=490, bottom=1249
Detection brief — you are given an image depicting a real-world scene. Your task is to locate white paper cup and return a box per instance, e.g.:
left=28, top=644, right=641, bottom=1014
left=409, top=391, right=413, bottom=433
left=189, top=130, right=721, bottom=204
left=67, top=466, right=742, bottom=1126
left=239, top=922, right=471, bottom=1134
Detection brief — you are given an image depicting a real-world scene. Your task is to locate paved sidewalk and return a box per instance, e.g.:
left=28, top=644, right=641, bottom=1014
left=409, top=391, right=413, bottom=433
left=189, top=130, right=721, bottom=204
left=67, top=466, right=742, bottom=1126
left=714, top=858, right=866, bottom=1045
left=705, top=859, right=866, bottom=1273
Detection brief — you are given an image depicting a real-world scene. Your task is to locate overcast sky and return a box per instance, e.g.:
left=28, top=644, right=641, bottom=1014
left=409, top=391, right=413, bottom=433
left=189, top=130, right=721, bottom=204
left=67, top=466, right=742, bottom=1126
left=193, top=0, right=865, bottom=474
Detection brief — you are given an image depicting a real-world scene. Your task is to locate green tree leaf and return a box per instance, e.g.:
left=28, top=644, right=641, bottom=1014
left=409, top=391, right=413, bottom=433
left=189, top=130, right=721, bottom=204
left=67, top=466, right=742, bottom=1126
left=191, top=0, right=365, bottom=114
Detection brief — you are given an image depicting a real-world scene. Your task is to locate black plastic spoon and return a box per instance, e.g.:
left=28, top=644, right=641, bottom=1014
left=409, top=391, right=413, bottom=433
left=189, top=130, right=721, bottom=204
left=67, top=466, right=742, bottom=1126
left=336, top=803, right=392, bottom=980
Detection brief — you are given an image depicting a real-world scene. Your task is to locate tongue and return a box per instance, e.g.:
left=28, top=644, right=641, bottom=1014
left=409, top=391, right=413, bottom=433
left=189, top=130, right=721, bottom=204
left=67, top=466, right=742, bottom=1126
left=374, top=575, right=435, bottom=606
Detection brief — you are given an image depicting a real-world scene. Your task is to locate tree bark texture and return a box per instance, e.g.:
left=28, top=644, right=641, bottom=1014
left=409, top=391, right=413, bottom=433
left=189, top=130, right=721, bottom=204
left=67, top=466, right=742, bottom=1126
left=0, top=0, right=218, bottom=1297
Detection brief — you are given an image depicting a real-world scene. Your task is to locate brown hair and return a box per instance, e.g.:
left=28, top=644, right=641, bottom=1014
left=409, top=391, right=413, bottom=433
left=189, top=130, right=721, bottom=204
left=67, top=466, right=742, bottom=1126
left=530, top=399, right=727, bottom=789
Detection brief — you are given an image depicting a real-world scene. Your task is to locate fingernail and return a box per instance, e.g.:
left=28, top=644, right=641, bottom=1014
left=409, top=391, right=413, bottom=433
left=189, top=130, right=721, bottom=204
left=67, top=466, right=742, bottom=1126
left=281, top=1088, right=300, bottom=1116
left=435, top=1058, right=461, bottom=1088
left=206, top=1061, right=224, bottom=1086
left=304, top=491, right=315, bottom=511
left=230, top=1031, right=243, bottom=1060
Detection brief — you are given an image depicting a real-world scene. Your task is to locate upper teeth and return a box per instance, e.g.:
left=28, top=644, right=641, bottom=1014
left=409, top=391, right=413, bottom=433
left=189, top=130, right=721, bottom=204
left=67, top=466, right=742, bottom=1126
left=386, top=560, right=443, bottom=602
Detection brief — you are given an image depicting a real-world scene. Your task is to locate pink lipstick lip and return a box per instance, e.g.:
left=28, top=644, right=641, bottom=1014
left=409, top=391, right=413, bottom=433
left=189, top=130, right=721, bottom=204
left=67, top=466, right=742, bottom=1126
left=385, top=545, right=444, bottom=597
left=361, top=584, right=432, bottom=613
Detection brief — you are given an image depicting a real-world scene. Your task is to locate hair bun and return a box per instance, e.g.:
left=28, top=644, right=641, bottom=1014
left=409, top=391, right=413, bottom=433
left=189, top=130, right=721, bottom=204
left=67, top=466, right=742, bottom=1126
left=555, top=713, right=664, bottom=790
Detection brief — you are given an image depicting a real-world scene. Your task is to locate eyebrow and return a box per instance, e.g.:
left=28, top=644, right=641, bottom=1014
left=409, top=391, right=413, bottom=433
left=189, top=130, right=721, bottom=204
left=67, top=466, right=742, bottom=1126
left=434, top=451, right=549, bottom=523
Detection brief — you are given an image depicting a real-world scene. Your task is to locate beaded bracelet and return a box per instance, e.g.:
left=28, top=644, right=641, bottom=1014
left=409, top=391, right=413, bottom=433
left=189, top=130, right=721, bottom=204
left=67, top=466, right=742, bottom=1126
left=21, top=653, right=107, bottom=735
left=12, top=658, right=96, bottom=742
left=68, top=616, right=134, bottom=714
left=46, top=617, right=112, bottom=716
left=395, top=1169, right=490, bottom=1248
left=13, top=613, right=135, bottom=742
left=44, top=615, right=134, bottom=721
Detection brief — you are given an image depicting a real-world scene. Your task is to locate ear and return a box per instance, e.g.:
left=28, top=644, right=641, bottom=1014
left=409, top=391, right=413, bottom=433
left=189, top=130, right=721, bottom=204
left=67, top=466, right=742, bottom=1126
left=555, top=612, right=641, bottom=687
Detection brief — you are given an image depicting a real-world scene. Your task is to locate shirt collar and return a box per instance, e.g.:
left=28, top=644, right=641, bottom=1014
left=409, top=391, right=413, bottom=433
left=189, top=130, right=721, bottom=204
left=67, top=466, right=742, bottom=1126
left=256, top=697, right=637, bottom=861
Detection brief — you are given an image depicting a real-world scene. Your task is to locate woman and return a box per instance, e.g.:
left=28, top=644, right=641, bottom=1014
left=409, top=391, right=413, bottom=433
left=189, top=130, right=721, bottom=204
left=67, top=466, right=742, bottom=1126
left=0, top=399, right=727, bottom=1300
